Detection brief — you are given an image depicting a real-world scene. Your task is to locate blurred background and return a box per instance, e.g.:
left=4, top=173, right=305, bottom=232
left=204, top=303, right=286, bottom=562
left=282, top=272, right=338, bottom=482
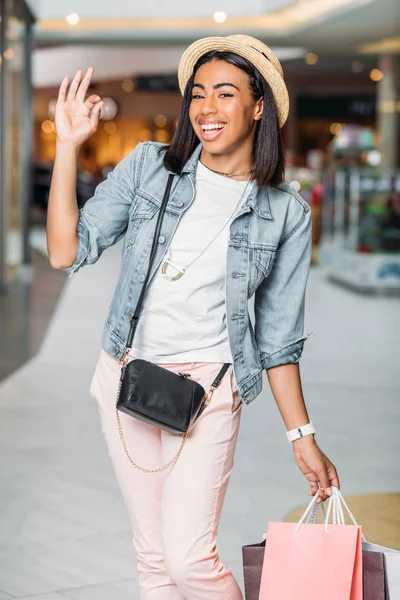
left=0, top=1, right=399, bottom=598
left=1, top=0, right=400, bottom=299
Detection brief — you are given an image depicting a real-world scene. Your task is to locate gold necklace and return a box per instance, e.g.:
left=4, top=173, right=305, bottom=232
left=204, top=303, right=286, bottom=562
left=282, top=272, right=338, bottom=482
left=199, top=159, right=254, bottom=179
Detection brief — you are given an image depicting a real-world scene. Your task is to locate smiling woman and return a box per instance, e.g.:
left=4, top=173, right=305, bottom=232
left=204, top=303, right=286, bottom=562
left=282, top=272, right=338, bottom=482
left=46, top=33, right=340, bottom=600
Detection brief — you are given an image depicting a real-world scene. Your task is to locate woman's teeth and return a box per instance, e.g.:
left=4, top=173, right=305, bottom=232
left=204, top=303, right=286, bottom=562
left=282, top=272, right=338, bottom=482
left=202, top=124, right=225, bottom=131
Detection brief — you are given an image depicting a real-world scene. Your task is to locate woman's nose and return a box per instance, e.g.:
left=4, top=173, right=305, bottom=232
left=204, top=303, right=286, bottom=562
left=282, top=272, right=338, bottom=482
left=200, top=96, right=217, bottom=115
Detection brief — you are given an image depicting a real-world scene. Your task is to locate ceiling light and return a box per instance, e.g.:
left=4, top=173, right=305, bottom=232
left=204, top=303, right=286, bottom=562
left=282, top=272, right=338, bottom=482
left=154, top=114, right=167, bottom=128
left=66, top=13, right=80, bottom=26
left=352, top=61, right=364, bottom=73
left=370, top=69, right=383, bottom=82
left=121, top=79, right=134, bottom=92
left=305, top=52, right=318, bottom=65
left=289, top=180, right=301, bottom=192
left=41, top=120, right=54, bottom=134
left=330, top=123, right=342, bottom=135
left=213, top=12, right=227, bottom=24
left=359, top=37, right=400, bottom=54
left=366, top=150, right=381, bottom=167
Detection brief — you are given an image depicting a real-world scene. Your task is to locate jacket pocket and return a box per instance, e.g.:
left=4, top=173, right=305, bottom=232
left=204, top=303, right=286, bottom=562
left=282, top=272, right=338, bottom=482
left=126, top=195, right=159, bottom=247
left=248, top=246, right=277, bottom=295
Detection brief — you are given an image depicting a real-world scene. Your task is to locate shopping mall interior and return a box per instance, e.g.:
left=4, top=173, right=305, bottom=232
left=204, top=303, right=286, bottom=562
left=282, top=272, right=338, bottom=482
left=0, top=0, right=399, bottom=597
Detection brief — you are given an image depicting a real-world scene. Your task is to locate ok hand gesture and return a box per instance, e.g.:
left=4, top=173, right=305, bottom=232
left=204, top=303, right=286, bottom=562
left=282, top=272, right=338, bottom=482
left=55, top=67, right=103, bottom=148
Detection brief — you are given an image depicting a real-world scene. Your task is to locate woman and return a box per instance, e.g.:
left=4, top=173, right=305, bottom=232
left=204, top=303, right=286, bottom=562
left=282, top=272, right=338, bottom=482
left=47, top=34, right=340, bottom=600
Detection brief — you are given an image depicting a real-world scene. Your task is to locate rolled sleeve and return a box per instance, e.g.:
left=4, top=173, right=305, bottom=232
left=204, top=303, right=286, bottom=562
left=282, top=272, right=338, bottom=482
left=254, top=207, right=313, bottom=370
left=65, top=142, right=145, bottom=276
left=64, top=212, right=108, bottom=277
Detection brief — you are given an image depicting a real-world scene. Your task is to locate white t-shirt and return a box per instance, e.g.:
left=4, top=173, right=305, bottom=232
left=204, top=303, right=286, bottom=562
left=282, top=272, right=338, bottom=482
left=131, top=161, right=253, bottom=363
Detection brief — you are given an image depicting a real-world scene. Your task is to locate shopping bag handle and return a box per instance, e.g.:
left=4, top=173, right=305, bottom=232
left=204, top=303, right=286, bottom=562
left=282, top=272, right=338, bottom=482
left=296, top=487, right=367, bottom=539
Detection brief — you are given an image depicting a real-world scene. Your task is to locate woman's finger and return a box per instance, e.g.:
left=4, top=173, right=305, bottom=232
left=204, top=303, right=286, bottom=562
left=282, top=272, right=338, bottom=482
left=316, top=468, right=331, bottom=500
left=76, top=67, right=94, bottom=102
left=66, top=69, right=83, bottom=101
left=328, top=463, right=340, bottom=490
left=57, top=76, right=69, bottom=102
left=90, top=100, right=104, bottom=132
left=308, top=479, right=319, bottom=496
left=84, top=94, right=102, bottom=111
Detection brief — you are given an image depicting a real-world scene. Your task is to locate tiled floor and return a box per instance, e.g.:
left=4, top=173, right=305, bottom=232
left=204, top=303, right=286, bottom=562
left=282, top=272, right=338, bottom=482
left=0, top=241, right=399, bottom=598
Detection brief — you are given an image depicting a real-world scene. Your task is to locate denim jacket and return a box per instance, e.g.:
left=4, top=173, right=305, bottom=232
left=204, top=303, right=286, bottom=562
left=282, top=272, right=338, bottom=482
left=68, top=142, right=313, bottom=405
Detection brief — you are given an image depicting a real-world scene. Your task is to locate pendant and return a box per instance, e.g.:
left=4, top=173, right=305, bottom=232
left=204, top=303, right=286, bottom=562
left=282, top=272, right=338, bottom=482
left=161, top=253, right=186, bottom=281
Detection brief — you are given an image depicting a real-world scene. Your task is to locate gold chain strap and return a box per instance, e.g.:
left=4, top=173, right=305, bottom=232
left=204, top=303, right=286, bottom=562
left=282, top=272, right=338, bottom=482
left=115, top=359, right=216, bottom=474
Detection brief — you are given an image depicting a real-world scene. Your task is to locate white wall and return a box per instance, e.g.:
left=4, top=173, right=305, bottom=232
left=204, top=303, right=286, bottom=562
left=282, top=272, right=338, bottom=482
left=33, top=46, right=186, bottom=88
left=33, top=44, right=304, bottom=88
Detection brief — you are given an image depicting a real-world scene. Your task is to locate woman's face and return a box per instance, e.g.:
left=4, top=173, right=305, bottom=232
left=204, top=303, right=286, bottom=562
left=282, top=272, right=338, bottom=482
left=189, top=59, right=263, bottom=157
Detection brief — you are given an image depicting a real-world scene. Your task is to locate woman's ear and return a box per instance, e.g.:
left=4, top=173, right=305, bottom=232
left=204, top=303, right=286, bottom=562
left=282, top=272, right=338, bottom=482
left=254, top=97, right=264, bottom=122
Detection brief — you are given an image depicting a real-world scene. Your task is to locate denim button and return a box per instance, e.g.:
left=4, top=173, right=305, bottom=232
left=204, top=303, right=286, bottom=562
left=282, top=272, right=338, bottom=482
left=176, top=200, right=184, bottom=208
left=158, top=235, right=166, bottom=244
left=139, top=274, right=145, bottom=282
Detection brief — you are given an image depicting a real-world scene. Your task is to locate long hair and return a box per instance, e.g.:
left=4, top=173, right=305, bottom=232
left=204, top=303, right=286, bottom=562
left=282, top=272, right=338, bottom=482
left=163, top=50, right=285, bottom=187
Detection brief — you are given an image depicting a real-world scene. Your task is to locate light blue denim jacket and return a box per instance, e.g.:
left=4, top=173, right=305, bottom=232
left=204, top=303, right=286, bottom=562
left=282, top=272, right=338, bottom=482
left=68, top=142, right=313, bottom=404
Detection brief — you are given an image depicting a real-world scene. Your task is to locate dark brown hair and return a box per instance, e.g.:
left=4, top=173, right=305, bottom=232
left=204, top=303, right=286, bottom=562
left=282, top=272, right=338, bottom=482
left=162, top=50, right=285, bottom=187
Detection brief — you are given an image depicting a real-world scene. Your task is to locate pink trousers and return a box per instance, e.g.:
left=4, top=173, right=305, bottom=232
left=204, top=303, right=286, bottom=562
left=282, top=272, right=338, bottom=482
left=90, top=349, right=244, bottom=600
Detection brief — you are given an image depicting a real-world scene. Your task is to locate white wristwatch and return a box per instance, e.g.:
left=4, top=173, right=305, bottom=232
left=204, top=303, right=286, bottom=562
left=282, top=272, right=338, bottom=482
left=286, top=422, right=316, bottom=443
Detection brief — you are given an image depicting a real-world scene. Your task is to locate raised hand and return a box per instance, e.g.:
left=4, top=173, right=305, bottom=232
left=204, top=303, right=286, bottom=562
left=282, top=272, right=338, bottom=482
left=55, top=67, right=103, bottom=148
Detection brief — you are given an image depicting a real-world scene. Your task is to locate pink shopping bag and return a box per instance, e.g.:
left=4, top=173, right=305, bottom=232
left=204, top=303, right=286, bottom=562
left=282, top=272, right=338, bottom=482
left=259, top=521, right=363, bottom=600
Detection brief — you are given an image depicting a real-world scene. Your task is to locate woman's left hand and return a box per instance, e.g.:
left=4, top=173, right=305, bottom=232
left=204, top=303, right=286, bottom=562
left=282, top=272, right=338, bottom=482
left=292, top=436, right=340, bottom=504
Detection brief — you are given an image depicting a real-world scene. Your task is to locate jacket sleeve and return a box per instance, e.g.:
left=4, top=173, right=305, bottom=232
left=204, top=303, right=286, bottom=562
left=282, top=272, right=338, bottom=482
left=65, top=142, right=145, bottom=276
left=254, top=207, right=313, bottom=370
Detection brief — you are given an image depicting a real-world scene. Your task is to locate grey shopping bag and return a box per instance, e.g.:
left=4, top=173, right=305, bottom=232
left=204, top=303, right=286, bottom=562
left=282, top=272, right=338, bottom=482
left=385, top=555, right=400, bottom=600
left=363, top=542, right=400, bottom=600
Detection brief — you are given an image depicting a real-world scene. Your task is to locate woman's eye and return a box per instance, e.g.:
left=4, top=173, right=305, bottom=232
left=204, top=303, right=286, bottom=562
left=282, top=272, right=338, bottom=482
left=191, top=93, right=233, bottom=99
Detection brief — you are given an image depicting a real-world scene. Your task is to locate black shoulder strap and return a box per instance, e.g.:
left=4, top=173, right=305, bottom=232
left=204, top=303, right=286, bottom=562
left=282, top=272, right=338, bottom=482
left=124, top=172, right=231, bottom=385
left=211, top=362, right=231, bottom=389
left=125, top=173, right=174, bottom=350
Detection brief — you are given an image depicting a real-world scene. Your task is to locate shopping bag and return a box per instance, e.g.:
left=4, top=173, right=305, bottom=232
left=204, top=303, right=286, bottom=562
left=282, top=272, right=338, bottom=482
left=362, top=551, right=385, bottom=600
left=242, top=489, right=394, bottom=600
left=259, top=521, right=363, bottom=599
left=259, top=487, right=363, bottom=600
left=241, top=540, right=266, bottom=600
left=242, top=539, right=388, bottom=600
left=363, top=542, right=400, bottom=600
left=385, top=554, right=400, bottom=600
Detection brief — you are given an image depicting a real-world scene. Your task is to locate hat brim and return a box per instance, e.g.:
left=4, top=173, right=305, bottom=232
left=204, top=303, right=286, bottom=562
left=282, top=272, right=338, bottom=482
left=178, top=36, right=289, bottom=129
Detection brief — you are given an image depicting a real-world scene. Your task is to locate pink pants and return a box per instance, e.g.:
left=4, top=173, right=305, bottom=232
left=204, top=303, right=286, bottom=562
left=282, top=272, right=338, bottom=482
left=90, top=349, right=244, bottom=600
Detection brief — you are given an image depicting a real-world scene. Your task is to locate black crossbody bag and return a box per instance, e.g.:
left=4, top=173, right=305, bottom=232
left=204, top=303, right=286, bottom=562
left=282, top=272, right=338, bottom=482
left=116, top=174, right=230, bottom=473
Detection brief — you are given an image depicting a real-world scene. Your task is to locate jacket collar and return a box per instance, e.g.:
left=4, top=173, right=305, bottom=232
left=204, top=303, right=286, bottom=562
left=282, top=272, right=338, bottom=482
left=181, top=143, right=202, bottom=174
left=182, top=143, right=272, bottom=220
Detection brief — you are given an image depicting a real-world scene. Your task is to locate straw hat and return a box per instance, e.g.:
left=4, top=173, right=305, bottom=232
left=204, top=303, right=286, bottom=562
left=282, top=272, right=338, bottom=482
left=178, top=34, right=289, bottom=128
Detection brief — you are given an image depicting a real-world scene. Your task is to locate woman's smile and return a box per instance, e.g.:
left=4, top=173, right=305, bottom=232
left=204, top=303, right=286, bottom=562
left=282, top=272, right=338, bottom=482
left=199, top=121, right=227, bottom=142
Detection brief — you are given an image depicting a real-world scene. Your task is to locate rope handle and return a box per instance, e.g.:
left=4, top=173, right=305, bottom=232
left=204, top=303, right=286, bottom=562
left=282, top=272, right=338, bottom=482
left=296, top=487, right=366, bottom=539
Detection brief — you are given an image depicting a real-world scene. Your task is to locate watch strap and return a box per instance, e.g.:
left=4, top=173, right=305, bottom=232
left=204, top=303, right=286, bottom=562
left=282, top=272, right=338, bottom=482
left=286, top=422, right=316, bottom=443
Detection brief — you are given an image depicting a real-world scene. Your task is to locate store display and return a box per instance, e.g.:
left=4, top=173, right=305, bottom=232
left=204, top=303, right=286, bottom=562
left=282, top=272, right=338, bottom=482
left=319, top=169, right=400, bottom=293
